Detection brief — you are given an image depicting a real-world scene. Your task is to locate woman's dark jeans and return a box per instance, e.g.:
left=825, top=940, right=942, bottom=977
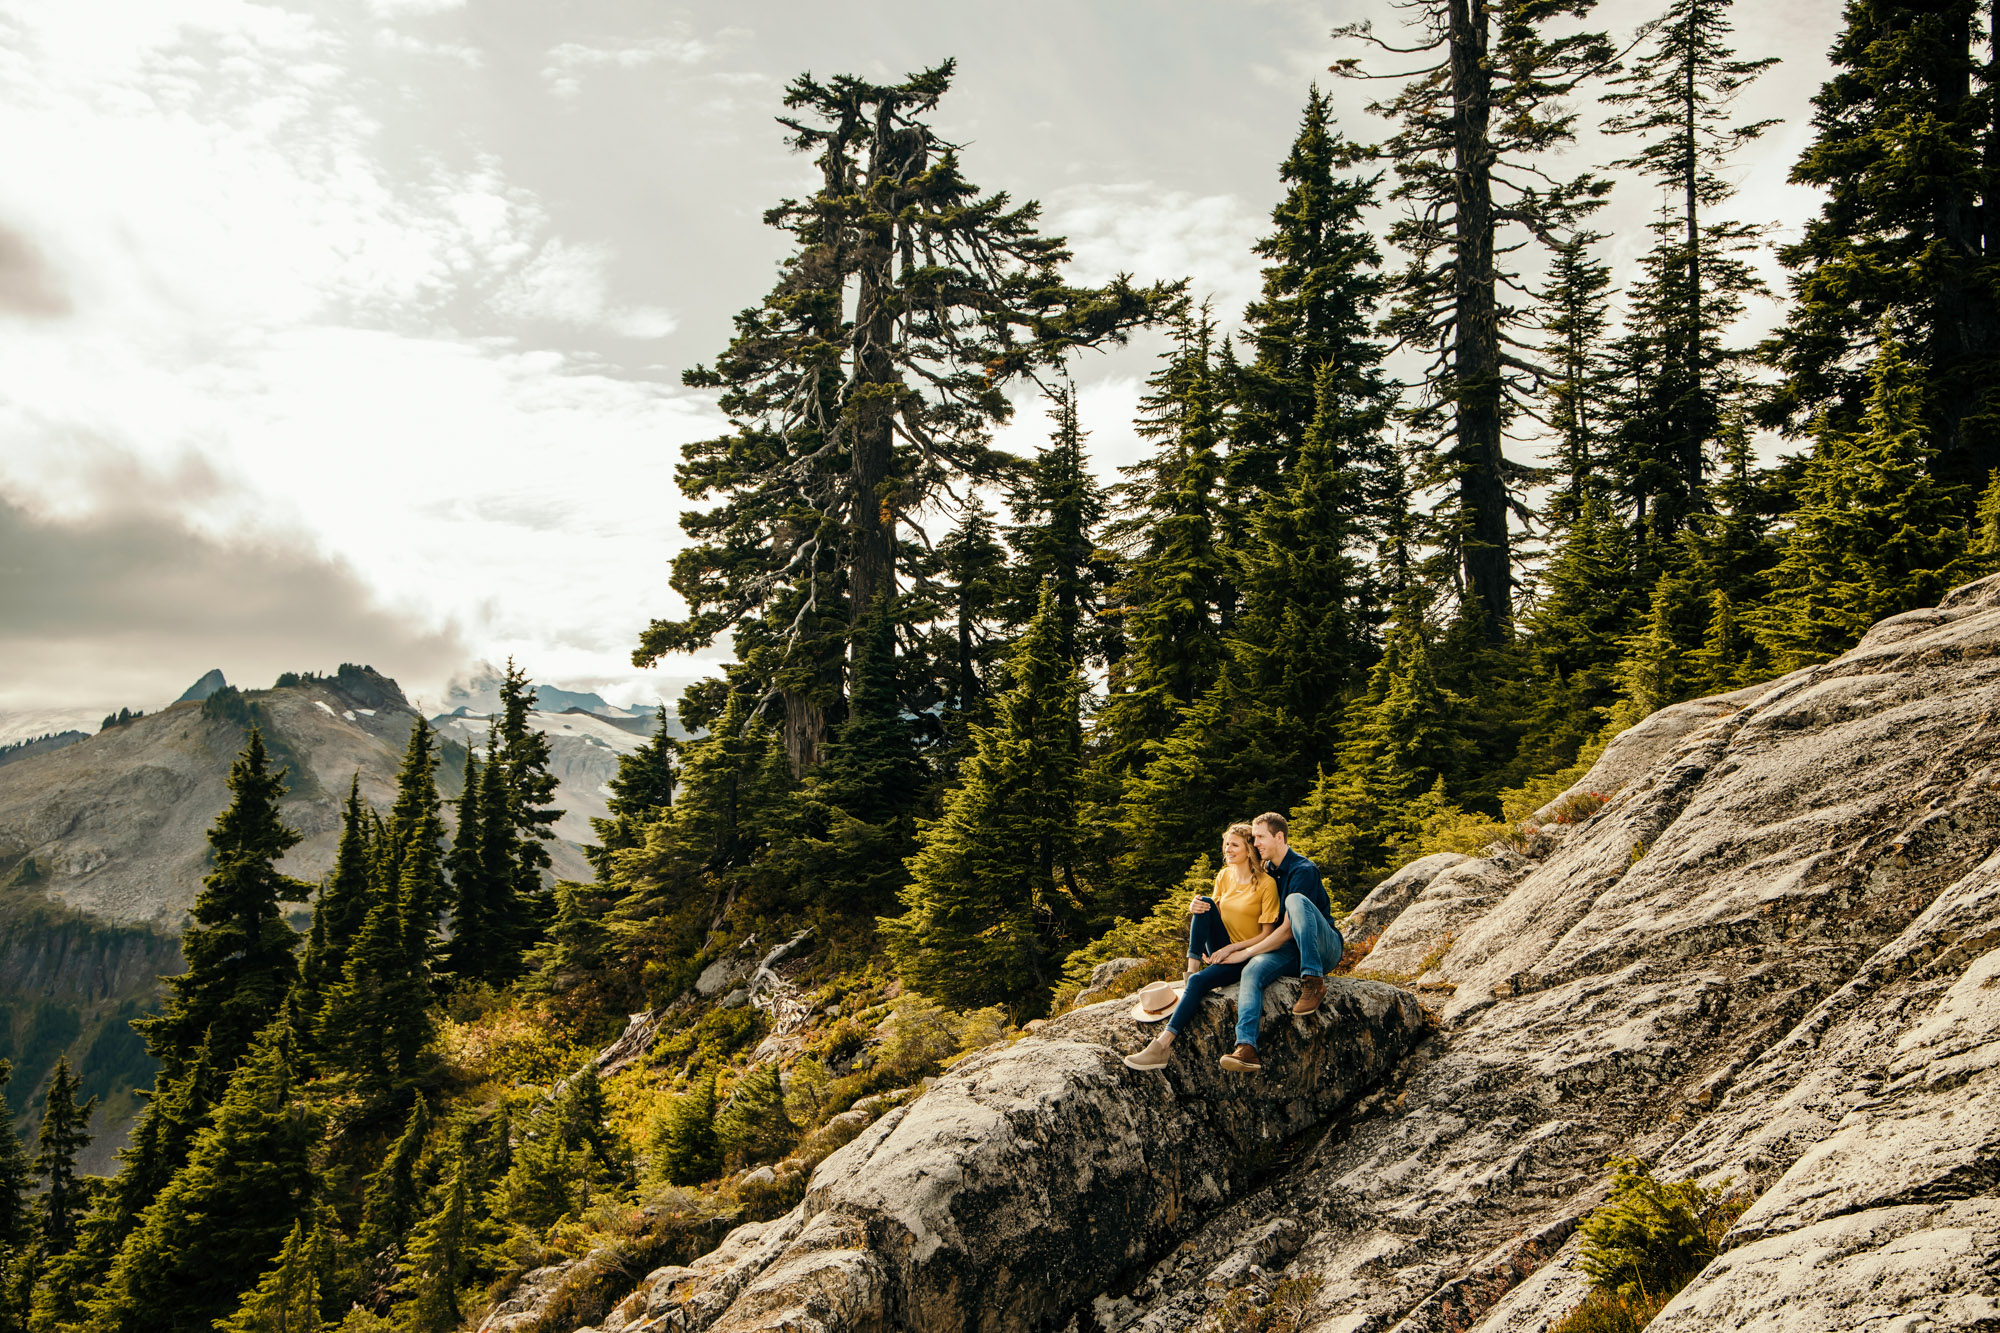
left=1167, top=898, right=1245, bottom=1037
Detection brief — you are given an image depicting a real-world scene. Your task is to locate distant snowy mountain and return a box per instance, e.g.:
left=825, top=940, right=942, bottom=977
left=430, top=707, right=662, bottom=848
left=438, top=662, right=672, bottom=724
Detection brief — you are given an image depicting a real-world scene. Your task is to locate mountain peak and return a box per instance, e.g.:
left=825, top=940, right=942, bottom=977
left=174, top=669, right=227, bottom=703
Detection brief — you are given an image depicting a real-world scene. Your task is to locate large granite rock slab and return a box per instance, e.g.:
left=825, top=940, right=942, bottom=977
left=1093, top=575, right=2000, bottom=1333
left=601, top=980, right=1430, bottom=1333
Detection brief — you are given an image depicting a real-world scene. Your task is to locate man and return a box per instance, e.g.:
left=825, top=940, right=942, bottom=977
left=1209, top=812, right=1344, bottom=1073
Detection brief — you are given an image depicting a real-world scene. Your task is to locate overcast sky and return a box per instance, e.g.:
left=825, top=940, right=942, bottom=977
left=0, top=0, right=1840, bottom=732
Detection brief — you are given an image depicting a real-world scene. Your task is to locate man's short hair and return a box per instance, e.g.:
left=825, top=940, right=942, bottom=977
left=1253, top=812, right=1288, bottom=838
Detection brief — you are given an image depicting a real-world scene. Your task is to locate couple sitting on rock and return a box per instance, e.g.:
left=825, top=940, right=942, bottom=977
left=1123, top=812, right=1343, bottom=1075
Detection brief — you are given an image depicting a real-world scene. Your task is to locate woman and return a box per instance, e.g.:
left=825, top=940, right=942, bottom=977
left=1123, top=822, right=1280, bottom=1070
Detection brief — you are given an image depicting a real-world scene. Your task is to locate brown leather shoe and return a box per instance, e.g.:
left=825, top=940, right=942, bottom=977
left=1293, top=975, right=1326, bottom=1015
left=1219, top=1043, right=1261, bottom=1073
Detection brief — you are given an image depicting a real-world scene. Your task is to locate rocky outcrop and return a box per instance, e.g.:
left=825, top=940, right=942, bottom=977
left=1090, top=576, right=2000, bottom=1333
left=539, top=577, right=2000, bottom=1333
left=599, top=979, right=1430, bottom=1333
left=1341, top=852, right=1468, bottom=946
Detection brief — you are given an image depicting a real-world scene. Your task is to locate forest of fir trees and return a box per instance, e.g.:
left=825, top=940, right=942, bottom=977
left=10, top=3, right=2000, bottom=1330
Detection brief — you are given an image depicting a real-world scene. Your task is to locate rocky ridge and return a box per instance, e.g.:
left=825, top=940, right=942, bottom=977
left=558, top=576, right=2000, bottom=1333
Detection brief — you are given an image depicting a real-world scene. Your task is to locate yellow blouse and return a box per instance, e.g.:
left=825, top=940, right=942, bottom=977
left=1211, top=866, right=1281, bottom=944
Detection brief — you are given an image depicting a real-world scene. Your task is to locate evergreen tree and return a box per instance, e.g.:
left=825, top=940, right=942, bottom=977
left=1520, top=492, right=1641, bottom=769
left=488, top=1068, right=626, bottom=1236
left=882, top=592, right=1085, bottom=1010
left=1538, top=231, right=1616, bottom=530
left=586, top=711, right=677, bottom=879
left=351, top=1100, right=430, bottom=1301
left=714, top=1064, right=796, bottom=1168
left=0, top=1064, right=29, bottom=1252
left=215, top=1213, right=333, bottom=1333
left=395, top=1154, right=483, bottom=1333
left=1614, top=570, right=1710, bottom=715
left=1601, top=0, right=1777, bottom=538
left=32, top=1059, right=95, bottom=1256
left=442, top=746, right=494, bottom=982
left=378, top=718, right=446, bottom=927
left=1761, top=0, right=2000, bottom=492
left=635, top=61, right=1177, bottom=771
left=648, top=1074, right=721, bottom=1187
left=1757, top=327, right=1971, bottom=668
left=928, top=503, right=1010, bottom=730
left=1289, top=602, right=1476, bottom=900
left=29, top=1045, right=216, bottom=1330
left=490, top=661, right=562, bottom=973
left=88, top=1022, right=316, bottom=1333
left=1237, top=359, right=1389, bottom=782
left=1112, top=663, right=1287, bottom=897
left=527, top=879, right=617, bottom=998
left=603, top=690, right=799, bottom=989
left=1230, top=86, right=1396, bottom=518
left=310, top=776, right=373, bottom=990
left=799, top=607, right=925, bottom=917
left=1099, top=303, right=1232, bottom=771
left=316, top=721, right=441, bottom=1100
left=1004, top=381, right=1117, bottom=667
left=135, top=730, right=306, bottom=1084
left=1336, top=0, right=1615, bottom=633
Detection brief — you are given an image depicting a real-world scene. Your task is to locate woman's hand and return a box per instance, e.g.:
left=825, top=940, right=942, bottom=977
left=1189, top=895, right=1212, bottom=914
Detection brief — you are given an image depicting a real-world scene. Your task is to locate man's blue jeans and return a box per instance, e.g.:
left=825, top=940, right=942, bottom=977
left=1285, top=892, right=1344, bottom=978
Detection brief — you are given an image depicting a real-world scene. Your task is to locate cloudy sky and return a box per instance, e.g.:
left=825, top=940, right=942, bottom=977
left=0, top=0, right=1840, bottom=733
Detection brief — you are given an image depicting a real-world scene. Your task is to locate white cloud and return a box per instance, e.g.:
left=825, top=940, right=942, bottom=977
left=367, top=0, right=464, bottom=15
left=0, top=1, right=711, bottom=709
left=488, top=237, right=679, bottom=338
left=1050, top=184, right=1266, bottom=329
left=541, top=33, right=712, bottom=100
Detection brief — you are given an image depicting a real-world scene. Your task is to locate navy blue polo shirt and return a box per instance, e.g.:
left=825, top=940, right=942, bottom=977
left=1268, top=848, right=1332, bottom=923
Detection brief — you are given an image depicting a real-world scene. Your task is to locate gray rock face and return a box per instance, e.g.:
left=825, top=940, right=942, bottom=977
left=1358, top=854, right=1518, bottom=981
left=604, top=980, right=1430, bottom=1333
left=1342, top=852, right=1469, bottom=946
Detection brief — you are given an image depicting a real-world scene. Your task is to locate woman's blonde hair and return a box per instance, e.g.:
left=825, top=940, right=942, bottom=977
left=1223, top=822, right=1259, bottom=882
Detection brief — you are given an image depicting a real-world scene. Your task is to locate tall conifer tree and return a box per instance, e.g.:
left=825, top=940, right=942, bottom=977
left=882, top=592, right=1085, bottom=1010
left=135, top=731, right=305, bottom=1087
left=88, top=1023, right=316, bottom=1333
left=1601, top=0, right=1777, bottom=538
left=1758, top=328, right=1970, bottom=668
left=1230, top=86, right=1395, bottom=513
left=1005, top=382, right=1116, bottom=667
left=1100, top=304, right=1232, bottom=771
left=635, top=61, right=1177, bottom=772
left=1761, top=0, right=2000, bottom=491
left=31, top=1060, right=94, bottom=1257
left=1336, top=0, right=1615, bottom=633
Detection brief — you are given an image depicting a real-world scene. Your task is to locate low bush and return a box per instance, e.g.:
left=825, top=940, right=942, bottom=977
left=1548, top=1289, right=1670, bottom=1333
left=1202, top=1275, right=1323, bottom=1333
left=1551, top=1157, right=1751, bottom=1329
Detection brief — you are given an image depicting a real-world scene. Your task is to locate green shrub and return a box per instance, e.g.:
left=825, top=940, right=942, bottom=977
left=1548, top=1289, right=1671, bottom=1333
left=650, top=1007, right=768, bottom=1076
left=644, top=1073, right=720, bottom=1186
left=715, top=1063, right=796, bottom=1167
left=1574, top=1159, right=1749, bottom=1306
left=1202, top=1275, right=1323, bottom=1333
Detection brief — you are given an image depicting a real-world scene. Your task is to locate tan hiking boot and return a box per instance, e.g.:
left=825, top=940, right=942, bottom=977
left=1293, top=975, right=1326, bottom=1015
left=1123, top=1037, right=1173, bottom=1071
left=1219, top=1043, right=1261, bottom=1073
